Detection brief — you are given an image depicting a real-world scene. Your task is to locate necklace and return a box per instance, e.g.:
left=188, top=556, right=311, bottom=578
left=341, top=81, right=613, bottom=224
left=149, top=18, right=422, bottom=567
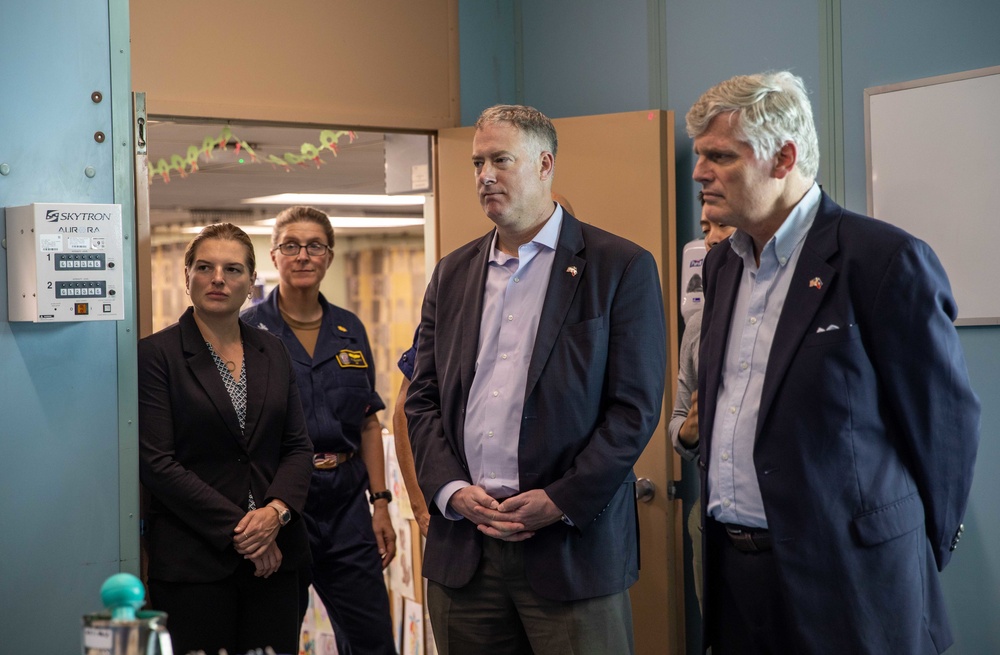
left=206, top=341, right=240, bottom=373
left=280, top=308, right=322, bottom=330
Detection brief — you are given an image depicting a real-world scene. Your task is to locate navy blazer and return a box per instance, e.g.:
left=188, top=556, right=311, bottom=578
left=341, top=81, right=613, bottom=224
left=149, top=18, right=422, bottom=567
left=139, top=307, right=314, bottom=582
left=698, top=193, right=980, bottom=654
left=406, top=212, right=667, bottom=602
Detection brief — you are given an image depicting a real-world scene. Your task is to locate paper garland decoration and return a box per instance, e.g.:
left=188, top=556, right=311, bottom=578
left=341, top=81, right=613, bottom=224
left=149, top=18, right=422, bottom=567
left=149, top=127, right=356, bottom=184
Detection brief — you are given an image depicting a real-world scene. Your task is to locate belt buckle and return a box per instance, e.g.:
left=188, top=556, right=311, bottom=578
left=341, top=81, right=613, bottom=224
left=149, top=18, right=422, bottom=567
left=313, top=453, right=343, bottom=470
left=725, top=524, right=769, bottom=553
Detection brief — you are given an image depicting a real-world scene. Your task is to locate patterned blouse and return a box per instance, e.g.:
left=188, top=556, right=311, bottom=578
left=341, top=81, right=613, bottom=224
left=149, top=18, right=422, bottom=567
left=206, top=341, right=255, bottom=509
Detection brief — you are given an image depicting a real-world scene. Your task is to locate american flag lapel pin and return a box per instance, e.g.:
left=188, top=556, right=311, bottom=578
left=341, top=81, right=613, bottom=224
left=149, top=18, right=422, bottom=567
left=566, top=266, right=578, bottom=277
left=809, top=277, right=823, bottom=289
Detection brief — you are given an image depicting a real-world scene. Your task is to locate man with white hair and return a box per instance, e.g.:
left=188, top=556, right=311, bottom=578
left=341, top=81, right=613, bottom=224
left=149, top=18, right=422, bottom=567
left=689, top=71, right=980, bottom=653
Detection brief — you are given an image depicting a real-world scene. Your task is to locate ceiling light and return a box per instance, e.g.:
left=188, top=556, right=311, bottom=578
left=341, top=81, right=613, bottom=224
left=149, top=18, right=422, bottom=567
left=241, top=193, right=425, bottom=207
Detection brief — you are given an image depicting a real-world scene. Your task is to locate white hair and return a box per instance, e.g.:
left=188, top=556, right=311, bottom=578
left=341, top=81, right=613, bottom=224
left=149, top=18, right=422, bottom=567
left=686, top=71, right=819, bottom=180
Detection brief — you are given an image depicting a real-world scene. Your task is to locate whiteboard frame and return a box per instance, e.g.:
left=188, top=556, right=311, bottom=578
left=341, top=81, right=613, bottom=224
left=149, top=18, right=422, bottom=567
left=865, top=64, right=1000, bottom=326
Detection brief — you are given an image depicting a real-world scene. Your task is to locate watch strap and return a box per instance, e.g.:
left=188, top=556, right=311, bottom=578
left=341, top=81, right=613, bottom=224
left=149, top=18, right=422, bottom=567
left=268, top=503, right=291, bottom=526
left=369, top=489, right=392, bottom=504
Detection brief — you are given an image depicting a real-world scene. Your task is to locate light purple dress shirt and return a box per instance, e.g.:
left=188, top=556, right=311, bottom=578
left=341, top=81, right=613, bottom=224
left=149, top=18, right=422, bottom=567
left=434, top=205, right=563, bottom=517
left=707, top=183, right=820, bottom=528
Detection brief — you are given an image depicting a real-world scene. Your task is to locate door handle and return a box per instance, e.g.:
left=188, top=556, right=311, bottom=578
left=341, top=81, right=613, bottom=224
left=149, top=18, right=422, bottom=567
left=635, top=478, right=656, bottom=503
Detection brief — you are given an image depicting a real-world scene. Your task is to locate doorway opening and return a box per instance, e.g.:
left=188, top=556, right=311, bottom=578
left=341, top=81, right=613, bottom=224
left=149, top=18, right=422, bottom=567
left=145, top=117, right=431, bottom=426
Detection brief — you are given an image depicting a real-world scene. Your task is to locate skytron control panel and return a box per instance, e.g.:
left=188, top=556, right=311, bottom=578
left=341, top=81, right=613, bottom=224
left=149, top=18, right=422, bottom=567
left=5, top=203, right=125, bottom=322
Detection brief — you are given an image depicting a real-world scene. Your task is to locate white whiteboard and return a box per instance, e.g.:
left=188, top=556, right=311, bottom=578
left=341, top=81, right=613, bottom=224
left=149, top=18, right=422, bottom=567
left=865, top=65, right=1000, bottom=325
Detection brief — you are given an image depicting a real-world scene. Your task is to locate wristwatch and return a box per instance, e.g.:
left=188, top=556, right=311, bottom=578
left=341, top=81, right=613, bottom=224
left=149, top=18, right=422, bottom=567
left=270, top=504, right=291, bottom=526
left=369, top=489, right=393, bottom=504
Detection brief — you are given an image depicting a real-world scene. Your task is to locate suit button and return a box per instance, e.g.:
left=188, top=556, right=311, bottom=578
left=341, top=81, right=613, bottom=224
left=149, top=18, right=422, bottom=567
left=950, top=524, right=964, bottom=551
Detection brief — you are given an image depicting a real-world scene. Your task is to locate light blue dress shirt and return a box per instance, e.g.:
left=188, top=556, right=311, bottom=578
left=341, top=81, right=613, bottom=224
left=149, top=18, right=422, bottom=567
left=435, top=205, right=563, bottom=516
left=707, top=183, right=820, bottom=528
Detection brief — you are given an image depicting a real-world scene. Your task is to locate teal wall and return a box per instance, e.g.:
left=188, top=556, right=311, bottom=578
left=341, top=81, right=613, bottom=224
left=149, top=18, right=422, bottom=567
left=458, top=1, right=1000, bottom=653
left=458, top=0, right=520, bottom=125
left=0, top=1, right=137, bottom=652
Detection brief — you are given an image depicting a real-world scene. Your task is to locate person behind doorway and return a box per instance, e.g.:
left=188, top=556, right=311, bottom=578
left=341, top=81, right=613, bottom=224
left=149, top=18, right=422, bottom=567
left=688, top=71, right=980, bottom=654
left=669, top=193, right=736, bottom=611
left=242, top=205, right=396, bottom=655
left=405, top=104, right=667, bottom=655
left=139, top=223, right=313, bottom=655
left=392, top=328, right=431, bottom=536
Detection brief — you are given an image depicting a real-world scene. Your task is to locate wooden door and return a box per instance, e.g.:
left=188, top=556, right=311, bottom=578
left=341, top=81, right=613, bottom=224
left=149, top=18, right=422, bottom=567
left=435, top=110, right=684, bottom=654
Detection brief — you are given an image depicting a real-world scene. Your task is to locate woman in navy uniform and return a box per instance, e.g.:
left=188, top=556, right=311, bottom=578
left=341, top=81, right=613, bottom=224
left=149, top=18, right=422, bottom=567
left=243, top=206, right=396, bottom=655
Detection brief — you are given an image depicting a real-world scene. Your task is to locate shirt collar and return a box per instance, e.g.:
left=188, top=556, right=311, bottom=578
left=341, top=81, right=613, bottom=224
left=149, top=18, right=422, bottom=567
left=731, top=182, right=821, bottom=268
left=488, top=202, right=563, bottom=263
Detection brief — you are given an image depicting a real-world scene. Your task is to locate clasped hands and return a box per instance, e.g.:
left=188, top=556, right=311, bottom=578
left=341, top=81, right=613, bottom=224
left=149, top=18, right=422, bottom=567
left=449, top=486, right=565, bottom=541
left=233, top=505, right=283, bottom=578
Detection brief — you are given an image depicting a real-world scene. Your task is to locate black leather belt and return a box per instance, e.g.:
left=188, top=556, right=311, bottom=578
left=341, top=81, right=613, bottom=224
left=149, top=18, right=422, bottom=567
left=724, top=524, right=772, bottom=552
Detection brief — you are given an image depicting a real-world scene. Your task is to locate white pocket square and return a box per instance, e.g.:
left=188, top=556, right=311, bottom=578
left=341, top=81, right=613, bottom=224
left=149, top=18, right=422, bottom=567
left=815, top=324, right=840, bottom=333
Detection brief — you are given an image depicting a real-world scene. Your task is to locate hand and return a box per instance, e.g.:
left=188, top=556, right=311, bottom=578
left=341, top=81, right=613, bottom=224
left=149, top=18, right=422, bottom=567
left=371, top=504, right=397, bottom=569
left=414, top=507, right=431, bottom=538
left=448, top=486, right=526, bottom=540
left=249, top=541, right=283, bottom=578
left=678, top=390, right=700, bottom=449
left=474, top=489, right=563, bottom=541
left=233, top=506, right=281, bottom=558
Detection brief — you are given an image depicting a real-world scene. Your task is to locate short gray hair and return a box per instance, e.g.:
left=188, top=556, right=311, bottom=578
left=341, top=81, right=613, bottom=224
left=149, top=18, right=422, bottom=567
left=475, top=104, right=558, bottom=157
left=686, top=71, right=819, bottom=180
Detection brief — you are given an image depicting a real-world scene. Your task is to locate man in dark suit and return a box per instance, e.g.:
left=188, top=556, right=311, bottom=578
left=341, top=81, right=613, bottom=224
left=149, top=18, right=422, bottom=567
left=688, top=71, right=981, bottom=654
left=405, top=104, right=666, bottom=654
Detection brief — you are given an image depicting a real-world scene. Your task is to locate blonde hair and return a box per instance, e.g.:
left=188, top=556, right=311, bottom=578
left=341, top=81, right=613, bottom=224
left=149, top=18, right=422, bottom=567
left=184, top=223, right=255, bottom=273
left=271, top=205, right=335, bottom=249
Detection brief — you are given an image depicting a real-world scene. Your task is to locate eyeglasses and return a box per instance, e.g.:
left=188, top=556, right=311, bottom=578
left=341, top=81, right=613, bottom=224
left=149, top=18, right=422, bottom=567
left=272, top=242, right=332, bottom=257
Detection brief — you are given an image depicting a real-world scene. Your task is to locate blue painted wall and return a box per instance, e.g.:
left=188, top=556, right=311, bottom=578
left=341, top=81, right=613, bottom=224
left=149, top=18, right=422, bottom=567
left=519, top=0, right=652, bottom=118
left=458, top=2, right=1000, bottom=653
left=458, top=1, right=519, bottom=126
left=0, top=1, right=134, bottom=652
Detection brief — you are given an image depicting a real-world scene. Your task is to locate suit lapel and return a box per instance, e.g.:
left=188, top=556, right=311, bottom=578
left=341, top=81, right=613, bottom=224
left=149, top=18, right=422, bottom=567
left=755, top=195, right=841, bottom=437
left=241, top=323, right=268, bottom=447
left=460, top=233, right=493, bottom=404
left=701, top=247, right=742, bottom=452
left=524, top=214, right=585, bottom=401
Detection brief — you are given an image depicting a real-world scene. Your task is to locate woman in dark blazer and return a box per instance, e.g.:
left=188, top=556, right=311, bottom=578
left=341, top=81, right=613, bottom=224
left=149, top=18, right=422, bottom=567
left=139, top=223, right=313, bottom=655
